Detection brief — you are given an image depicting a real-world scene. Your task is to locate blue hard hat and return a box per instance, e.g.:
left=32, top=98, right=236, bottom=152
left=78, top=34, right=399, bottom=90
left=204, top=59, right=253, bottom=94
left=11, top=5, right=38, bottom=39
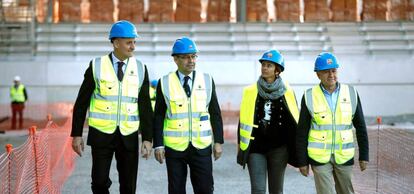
left=314, top=52, right=339, bottom=72
left=150, top=80, right=158, bottom=87
left=171, top=37, right=198, bottom=56
left=109, top=20, right=139, bottom=40
left=259, top=50, right=285, bottom=72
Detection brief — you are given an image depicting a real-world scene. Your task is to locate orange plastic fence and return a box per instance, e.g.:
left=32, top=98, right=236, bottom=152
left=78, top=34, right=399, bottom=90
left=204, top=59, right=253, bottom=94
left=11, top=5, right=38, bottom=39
left=353, top=126, right=414, bottom=193
left=0, top=112, right=76, bottom=194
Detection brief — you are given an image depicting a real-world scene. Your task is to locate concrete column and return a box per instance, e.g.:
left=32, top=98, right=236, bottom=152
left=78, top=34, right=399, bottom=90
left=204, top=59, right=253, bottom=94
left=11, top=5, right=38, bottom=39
left=236, top=0, right=246, bottom=22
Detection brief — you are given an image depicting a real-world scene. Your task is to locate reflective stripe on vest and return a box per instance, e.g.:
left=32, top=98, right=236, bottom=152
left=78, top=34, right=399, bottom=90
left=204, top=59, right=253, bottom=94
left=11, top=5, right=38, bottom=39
left=305, top=83, right=358, bottom=164
left=238, top=81, right=299, bottom=151
left=10, top=85, right=26, bottom=102
left=161, top=71, right=213, bottom=151
left=308, top=142, right=355, bottom=149
left=88, top=55, right=145, bottom=135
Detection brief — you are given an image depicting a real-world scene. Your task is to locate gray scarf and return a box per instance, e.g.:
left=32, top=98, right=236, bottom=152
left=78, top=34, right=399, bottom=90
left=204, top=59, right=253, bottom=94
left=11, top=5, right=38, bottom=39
left=257, top=76, right=286, bottom=100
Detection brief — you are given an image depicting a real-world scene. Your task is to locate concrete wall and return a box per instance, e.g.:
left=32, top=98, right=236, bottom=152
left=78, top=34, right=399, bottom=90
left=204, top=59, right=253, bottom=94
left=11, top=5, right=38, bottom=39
left=1, top=56, right=413, bottom=117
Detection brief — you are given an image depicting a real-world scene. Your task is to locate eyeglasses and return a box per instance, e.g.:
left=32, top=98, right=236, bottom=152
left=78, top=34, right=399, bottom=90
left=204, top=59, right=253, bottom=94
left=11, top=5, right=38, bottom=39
left=176, top=54, right=198, bottom=60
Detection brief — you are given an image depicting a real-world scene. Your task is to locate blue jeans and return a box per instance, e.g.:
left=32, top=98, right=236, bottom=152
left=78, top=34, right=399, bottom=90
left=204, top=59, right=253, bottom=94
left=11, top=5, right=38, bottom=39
left=247, top=146, right=288, bottom=194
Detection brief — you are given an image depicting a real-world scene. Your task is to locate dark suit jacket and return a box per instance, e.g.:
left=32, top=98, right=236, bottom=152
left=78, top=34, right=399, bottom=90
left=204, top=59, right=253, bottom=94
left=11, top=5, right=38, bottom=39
left=153, top=71, right=224, bottom=157
left=71, top=53, right=153, bottom=151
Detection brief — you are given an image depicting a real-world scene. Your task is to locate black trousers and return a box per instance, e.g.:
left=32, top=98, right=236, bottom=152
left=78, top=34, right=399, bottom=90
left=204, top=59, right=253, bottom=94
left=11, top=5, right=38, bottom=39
left=90, top=129, right=139, bottom=194
left=165, top=144, right=213, bottom=194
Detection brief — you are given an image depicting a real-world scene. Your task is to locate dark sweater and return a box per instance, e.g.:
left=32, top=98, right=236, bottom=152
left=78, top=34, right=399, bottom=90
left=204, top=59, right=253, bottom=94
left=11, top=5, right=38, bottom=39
left=249, top=95, right=295, bottom=154
left=237, top=94, right=299, bottom=168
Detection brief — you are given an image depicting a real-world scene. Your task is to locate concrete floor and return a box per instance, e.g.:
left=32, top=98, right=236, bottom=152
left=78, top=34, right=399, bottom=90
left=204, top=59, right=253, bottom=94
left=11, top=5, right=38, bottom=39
left=62, top=140, right=316, bottom=194
left=3, top=124, right=414, bottom=193
left=0, top=130, right=316, bottom=193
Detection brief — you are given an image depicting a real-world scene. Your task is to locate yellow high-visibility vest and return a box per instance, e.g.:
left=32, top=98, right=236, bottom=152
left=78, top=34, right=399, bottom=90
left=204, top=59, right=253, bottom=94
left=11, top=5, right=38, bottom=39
left=305, top=84, right=357, bottom=164
left=239, top=81, right=299, bottom=151
left=88, top=55, right=145, bottom=135
left=10, top=85, right=26, bottom=102
left=161, top=71, right=213, bottom=151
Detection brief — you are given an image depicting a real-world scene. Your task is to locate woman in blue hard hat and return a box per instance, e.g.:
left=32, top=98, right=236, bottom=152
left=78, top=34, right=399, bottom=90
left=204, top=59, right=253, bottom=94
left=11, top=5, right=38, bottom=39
left=71, top=20, right=153, bottom=194
left=237, top=50, right=300, bottom=194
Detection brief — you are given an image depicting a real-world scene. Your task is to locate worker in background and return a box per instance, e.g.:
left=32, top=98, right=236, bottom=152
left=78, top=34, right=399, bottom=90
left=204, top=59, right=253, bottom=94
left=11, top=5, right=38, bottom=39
left=71, top=20, right=153, bottom=194
left=296, top=52, right=369, bottom=194
left=150, top=79, right=158, bottom=110
left=153, top=37, right=224, bottom=194
left=237, top=50, right=299, bottom=194
left=10, top=75, right=28, bottom=129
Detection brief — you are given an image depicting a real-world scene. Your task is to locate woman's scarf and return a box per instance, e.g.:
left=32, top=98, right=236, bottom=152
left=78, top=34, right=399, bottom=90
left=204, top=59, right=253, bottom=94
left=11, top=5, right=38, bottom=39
left=257, top=76, right=286, bottom=100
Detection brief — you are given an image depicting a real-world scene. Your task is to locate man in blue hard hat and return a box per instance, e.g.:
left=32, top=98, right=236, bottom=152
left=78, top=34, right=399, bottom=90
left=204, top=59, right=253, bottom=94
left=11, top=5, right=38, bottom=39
left=71, top=20, right=153, bottom=194
left=296, top=52, right=369, bottom=194
left=153, top=37, right=224, bottom=194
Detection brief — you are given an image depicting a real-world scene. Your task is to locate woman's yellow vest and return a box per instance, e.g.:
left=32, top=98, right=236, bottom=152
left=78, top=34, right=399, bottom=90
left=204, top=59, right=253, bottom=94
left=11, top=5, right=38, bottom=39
left=88, top=55, right=145, bottom=135
left=305, top=84, right=357, bottom=164
left=10, top=85, right=26, bottom=102
left=161, top=71, right=213, bottom=151
left=239, top=81, right=299, bottom=151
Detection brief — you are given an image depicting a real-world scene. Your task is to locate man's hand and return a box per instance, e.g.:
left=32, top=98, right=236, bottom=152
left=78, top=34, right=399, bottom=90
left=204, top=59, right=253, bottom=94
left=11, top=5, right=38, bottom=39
left=299, top=165, right=309, bottom=177
left=154, top=148, right=165, bottom=164
left=72, top=136, right=84, bottom=157
left=141, top=141, right=153, bottom=160
left=213, top=143, right=223, bottom=161
left=359, top=160, right=368, bottom=171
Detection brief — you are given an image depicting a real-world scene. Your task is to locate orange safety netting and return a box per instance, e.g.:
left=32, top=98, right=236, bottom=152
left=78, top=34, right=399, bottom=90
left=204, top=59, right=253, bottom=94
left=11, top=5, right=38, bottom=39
left=0, top=104, right=76, bottom=194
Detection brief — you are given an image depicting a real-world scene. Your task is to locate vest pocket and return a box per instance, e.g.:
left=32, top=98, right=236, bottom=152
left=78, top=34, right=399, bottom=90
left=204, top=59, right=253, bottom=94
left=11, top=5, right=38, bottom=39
left=198, top=115, right=210, bottom=129
left=95, top=101, right=112, bottom=112
left=126, top=104, right=138, bottom=114
left=309, top=130, right=327, bottom=142
left=170, top=99, right=187, bottom=113
left=165, top=120, right=186, bottom=144
left=100, top=80, right=117, bottom=96
left=338, top=130, right=355, bottom=157
left=340, top=130, right=353, bottom=142
left=167, top=120, right=183, bottom=129
left=313, top=110, right=328, bottom=123
left=308, top=130, right=328, bottom=161
left=91, top=118, right=113, bottom=129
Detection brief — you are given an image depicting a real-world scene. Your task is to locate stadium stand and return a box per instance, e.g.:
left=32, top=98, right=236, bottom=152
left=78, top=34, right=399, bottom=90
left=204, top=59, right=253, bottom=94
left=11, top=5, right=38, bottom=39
left=2, top=22, right=414, bottom=62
